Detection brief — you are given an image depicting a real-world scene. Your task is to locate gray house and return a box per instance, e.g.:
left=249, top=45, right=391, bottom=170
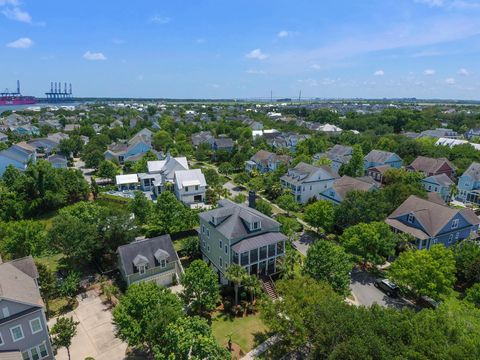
left=117, top=235, right=182, bottom=287
left=313, top=145, right=352, bottom=173
left=199, top=199, right=287, bottom=284
left=0, top=256, right=54, bottom=360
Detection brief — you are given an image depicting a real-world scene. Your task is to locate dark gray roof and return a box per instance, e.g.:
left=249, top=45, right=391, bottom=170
left=199, top=199, right=280, bottom=240
left=232, top=232, right=287, bottom=253
left=281, top=162, right=339, bottom=185
left=422, top=173, right=454, bottom=187
left=214, top=137, right=234, bottom=148
left=117, top=235, right=179, bottom=276
left=9, top=256, right=39, bottom=279
left=365, top=150, right=396, bottom=163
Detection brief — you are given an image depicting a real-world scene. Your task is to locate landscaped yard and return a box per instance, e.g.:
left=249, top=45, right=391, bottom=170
left=212, top=312, right=268, bottom=355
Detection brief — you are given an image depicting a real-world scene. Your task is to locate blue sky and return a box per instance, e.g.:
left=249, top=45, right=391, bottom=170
left=1, top=0, right=480, bottom=99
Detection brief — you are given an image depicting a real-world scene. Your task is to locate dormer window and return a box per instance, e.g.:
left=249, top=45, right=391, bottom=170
left=407, top=213, right=415, bottom=224
left=250, top=221, right=261, bottom=231
left=452, top=219, right=459, bottom=229
left=138, top=265, right=146, bottom=274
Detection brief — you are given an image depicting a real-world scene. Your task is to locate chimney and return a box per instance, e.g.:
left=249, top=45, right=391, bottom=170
left=248, top=191, right=256, bottom=209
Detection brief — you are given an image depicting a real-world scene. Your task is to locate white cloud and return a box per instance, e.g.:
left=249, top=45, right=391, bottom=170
left=415, top=0, right=445, bottom=6
left=6, top=37, right=32, bottom=48
left=458, top=68, right=470, bottom=76
left=246, top=49, right=268, bottom=60
left=83, top=51, right=107, bottom=61
left=2, top=6, right=31, bottom=23
left=374, top=69, right=385, bottom=76
left=423, top=69, right=436, bottom=75
left=311, top=64, right=322, bottom=70
left=278, top=30, right=289, bottom=38
left=0, top=1, right=19, bottom=6
left=150, top=15, right=171, bottom=24
left=445, top=77, right=456, bottom=84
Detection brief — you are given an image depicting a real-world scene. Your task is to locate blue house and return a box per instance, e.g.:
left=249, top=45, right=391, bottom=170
left=0, top=142, right=37, bottom=175
left=104, top=134, right=152, bottom=164
left=386, top=195, right=479, bottom=250
left=364, top=150, right=402, bottom=172
left=457, top=162, right=480, bottom=205
left=319, top=175, right=378, bottom=205
left=421, top=174, right=454, bottom=202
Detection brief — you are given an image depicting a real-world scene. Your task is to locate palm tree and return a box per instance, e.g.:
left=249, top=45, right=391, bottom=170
left=243, top=275, right=261, bottom=303
left=225, top=264, right=248, bottom=306
left=277, top=250, right=301, bottom=280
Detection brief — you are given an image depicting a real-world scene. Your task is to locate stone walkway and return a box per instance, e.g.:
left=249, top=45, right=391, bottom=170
left=241, top=335, right=280, bottom=359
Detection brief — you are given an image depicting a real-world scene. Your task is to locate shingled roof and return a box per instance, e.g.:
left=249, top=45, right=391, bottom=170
left=462, top=162, right=480, bottom=181
left=330, top=176, right=377, bottom=200
left=408, top=156, right=455, bottom=174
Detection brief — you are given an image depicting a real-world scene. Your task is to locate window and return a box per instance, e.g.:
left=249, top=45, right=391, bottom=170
left=219, top=257, right=223, bottom=268
left=160, top=259, right=166, bottom=268
left=434, top=187, right=438, bottom=192
left=407, top=213, right=415, bottom=223
left=259, top=246, right=267, bottom=260
left=30, top=318, right=43, bottom=334
left=232, top=251, right=239, bottom=264
left=253, top=222, right=259, bottom=230
left=276, top=242, right=285, bottom=255
left=448, top=234, right=454, bottom=244
left=452, top=219, right=459, bottom=229
left=310, top=185, right=312, bottom=190
left=202, top=239, right=206, bottom=248
left=39, top=344, right=48, bottom=358
left=455, top=232, right=460, bottom=240
left=250, top=248, right=258, bottom=263
left=195, top=185, right=199, bottom=191
left=202, top=225, right=205, bottom=234
left=138, top=265, right=146, bottom=275
left=219, top=240, right=222, bottom=249
left=268, top=244, right=276, bottom=258
left=428, top=185, right=432, bottom=191
left=22, top=344, right=48, bottom=360
left=241, top=252, right=249, bottom=266
left=185, top=186, right=189, bottom=192
left=0, top=331, right=4, bottom=346
left=207, top=245, right=210, bottom=252
left=10, top=325, right=24, bottom=342
left=224, top=245, right=228, bottom=255
left=206, top=228, right=210, bottom=237
left=2, top=307, right=9, bottom=318
left=30, top=347, right=39, bottom=360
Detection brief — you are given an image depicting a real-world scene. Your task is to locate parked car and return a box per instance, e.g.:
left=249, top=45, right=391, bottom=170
left=418, top=295, right=440, bottom=309
left=374, top=278, right=399, bottom=297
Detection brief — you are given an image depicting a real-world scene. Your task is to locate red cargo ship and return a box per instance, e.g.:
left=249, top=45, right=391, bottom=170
left=0, top=81, right=37, bottom=106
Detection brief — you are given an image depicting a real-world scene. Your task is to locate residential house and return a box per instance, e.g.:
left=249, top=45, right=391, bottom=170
left=115, top=174, right=140, bottom=191
left=364, top=150, right=402, bottom=172
left=63, top=124, right=80, bottom=132
left=280, top=162, right=339, bottom=203
left=0, top=256, right=54, bottom=360
left=47, top=154, right=68, bottom=169
left=245, top=150, right=291, bottom=173
left=420, top=128, right=459, bottom=139
left=117, top=235, right=182, bottom=287
left=267, top=133, right=310, bottom=152
left=465, top=128, right=480, bottom=140
left=457, top=162, right=480, bottom=205
left=386, top=195, right=479, bottom=249
left=27, top=138, right=59, bottom=156
left=421, top=174, right=454, bottom=202
left=0, top=143, right=36, bottom=175
left=142, top=155, right=189, bottom=194
left=311, top=123, right=342, bottom=134
left=366, top=165, right=391, bottom=184
left=199, top=199, right=287, bottom=284
left=407, top=156, right=456, bottom=179
left=212, top=137, right=234, bottom=152
left=104, top=133, right=152, bottom=164
left=191, top=131, right=214, bottom=148
left=319, top=176, right=378, bottom=205
left=313, top=145, right=352, bottom=173
left=174, top=169, right=207, bottom=205
left=11, top=125, right=39, bottom=137
left=0, top=132, right=8, bottom=142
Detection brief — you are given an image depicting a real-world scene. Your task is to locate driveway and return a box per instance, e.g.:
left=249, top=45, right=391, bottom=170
left=73, top=158, right=94, bottom=183
left=223, top=181, right=248, bottom=199
left=350, top=269, right=411, bottom=309
left=292, top=232, right=316, bottom=256
left=49, top=290, right=127, bottom=360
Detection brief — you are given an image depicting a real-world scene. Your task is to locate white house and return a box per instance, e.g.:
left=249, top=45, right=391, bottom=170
left=174, top=169, right=207, bottom=205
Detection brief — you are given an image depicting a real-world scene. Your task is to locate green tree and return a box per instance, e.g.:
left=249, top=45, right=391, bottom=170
left=181, top=260, right=220, bottom=317
left=453, top=240, right=480, bottom=286
left=51, top=317, right=79, bottom=360
left=277, top=247, right=301, bottom=280
left=465, top=283, right=480, bottom=307
left=152, top=130, right=173, bottom=152
left=339, top=222, right=396, bottom=265
left=255, top=198, right=272, bottom=217
left=389, top=244, right=456, bottom=300
left=96, top=160, right=119, bottom=180
left=112, top=282, right=183, bottom=353
left=340, top=144, right=364, bottom=177
left=153, top=316, right=230, bottom=360
left=225, top=264, right=248, bottom=306
left=36, top=262, right=57, bottom=317
left=276, top=193, right=300, bottom=212
left=0, top=220, right=48, bottom=259
left=303, top=200, right=335, bottom=233
left=181, top=236, right=200, bottom=259
left=129, top=191, right=153, bottom=224
left=303, top=240, right=353, bottom=295
left=59, top=271, right=80, bottom=299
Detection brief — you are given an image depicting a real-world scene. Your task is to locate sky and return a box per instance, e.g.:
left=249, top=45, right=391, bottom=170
left=1, top=0, right=480, bottom=99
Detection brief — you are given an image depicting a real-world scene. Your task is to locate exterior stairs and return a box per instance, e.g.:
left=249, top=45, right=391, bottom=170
left=261, top=276, right=278, bottom=300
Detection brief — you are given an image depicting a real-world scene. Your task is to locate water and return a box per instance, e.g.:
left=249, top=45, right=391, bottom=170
left=0, top=101, right=85, bottom=114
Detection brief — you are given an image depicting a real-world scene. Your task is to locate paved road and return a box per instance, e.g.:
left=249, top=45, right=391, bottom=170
left=73, top=158, right=94, bottom=183
left=350, top=269, right=411, bottom=309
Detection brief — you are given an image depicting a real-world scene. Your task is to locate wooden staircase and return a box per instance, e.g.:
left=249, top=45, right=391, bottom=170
left=261, top=276, right=278, bottom=300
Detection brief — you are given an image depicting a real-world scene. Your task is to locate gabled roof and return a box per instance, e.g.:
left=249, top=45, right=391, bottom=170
left=327, top=144, right=353, bottom=157
left=116, top=174, right=139, bottom=185
left=408, top=156, right=455, bottom=174
left=422, top=173, right=454, bottom=187
left=199, top=199, right=280, bottom=240
left=0, top=257, right=43, bottom=307
left=387, top=195, right=480, bottom=237
left=174, top=169, right=206, bottom=190
left=232, top=232, right=287, bottom=253
left=117, top=235, right=179, bottom=276
left=365, top=150, right=398, bottom=163
left=328, top=175, right=377, bottom=200
left=281, top=162, right=339, bottom=185
left=214, top=137, right=234, bottom=148
left=462, top=162, right=480, bottom=181
left=147, top=156, right=189, bottom=174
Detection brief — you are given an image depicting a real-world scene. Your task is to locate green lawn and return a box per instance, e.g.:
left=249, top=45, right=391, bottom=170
left=212, top=312, right=268, bottom=355
left=35, top=253, right=65, bottom=272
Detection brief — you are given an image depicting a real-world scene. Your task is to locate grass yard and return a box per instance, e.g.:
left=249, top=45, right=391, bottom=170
left=212, top=312, right=268, bottom=355
left=35, top=253, right=65, bottom=272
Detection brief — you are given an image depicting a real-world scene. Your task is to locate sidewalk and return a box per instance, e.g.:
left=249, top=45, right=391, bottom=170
left=241, top=335, right=280, bottom=359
